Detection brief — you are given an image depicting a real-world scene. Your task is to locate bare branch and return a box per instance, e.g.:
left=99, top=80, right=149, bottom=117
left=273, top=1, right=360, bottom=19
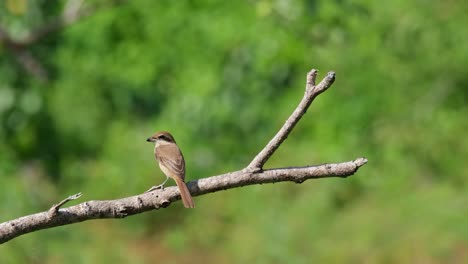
left=245, top=70, right=336, bottom=172
left=0, top=68, right=367, bottom=244
left=0, top=158, right=366, bottom=244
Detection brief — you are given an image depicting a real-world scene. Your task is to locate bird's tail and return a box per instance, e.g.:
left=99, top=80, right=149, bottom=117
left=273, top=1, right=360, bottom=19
left=174, top=177, right=195, bottom=208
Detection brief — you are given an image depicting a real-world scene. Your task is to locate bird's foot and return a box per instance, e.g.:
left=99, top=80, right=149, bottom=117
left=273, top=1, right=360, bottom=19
left=145, top=184, right=165, bottom=193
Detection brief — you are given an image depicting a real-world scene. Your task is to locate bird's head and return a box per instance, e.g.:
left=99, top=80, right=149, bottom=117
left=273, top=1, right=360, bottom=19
left=146, top=131, right=176, bottom=144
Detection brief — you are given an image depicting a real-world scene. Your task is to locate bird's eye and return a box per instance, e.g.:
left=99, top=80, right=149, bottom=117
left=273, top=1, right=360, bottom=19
left=158, top=135, right=166, bottom=140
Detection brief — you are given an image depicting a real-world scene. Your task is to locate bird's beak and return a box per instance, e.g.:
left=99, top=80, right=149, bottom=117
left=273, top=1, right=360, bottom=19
left=146, top=137, right=153, bottom=142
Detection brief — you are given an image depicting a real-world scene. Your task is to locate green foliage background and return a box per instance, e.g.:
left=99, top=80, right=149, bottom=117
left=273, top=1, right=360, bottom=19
left=1, top=0, right=467, bottom=263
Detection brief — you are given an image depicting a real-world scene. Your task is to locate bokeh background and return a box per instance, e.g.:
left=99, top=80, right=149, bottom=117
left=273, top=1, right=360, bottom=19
left=1, top=0, right=467, bottom=263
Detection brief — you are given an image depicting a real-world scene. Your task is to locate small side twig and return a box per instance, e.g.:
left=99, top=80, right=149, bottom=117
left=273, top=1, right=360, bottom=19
left=48, top=193, right=82, bottom=218
left=245, top=70, right=336, bottom=172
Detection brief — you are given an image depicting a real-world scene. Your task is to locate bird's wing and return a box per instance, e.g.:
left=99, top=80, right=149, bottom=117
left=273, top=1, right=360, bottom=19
left=155, top=144, right=186, bottom=180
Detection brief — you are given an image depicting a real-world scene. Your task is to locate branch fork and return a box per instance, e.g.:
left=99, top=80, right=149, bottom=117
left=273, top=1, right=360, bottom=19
left=0, top=68, right=367, bottom=244
left=48, top=193, right=82, bottom=218
left=245, top=69, right=335, bottom=173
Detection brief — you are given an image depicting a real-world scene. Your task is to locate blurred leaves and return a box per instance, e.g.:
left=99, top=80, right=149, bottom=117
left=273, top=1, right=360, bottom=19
left=1, top=0, right=467, bottom=263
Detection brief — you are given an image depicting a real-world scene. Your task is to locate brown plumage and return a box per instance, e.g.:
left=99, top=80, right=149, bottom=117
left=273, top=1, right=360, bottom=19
left=146, top=131, right=195, bottom=208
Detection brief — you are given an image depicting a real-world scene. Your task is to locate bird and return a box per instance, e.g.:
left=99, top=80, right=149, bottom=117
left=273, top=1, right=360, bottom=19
left=145, top=131, right=195, bottom=208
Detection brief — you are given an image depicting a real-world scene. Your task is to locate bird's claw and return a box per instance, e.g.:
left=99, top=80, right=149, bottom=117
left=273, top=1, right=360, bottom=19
left=145, top=184, right=165, bottom=193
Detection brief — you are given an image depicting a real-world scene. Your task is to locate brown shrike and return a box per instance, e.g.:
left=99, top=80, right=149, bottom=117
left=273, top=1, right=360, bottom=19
left=146, top=131, right=195, bottom=208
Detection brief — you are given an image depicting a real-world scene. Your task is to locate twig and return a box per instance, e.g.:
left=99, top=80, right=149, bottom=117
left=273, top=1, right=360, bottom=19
left=245, top=69, right=335, bottom=172
left=48, top=193, right=82, bottom=218
left=0, top=68, right=367, bottom=244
